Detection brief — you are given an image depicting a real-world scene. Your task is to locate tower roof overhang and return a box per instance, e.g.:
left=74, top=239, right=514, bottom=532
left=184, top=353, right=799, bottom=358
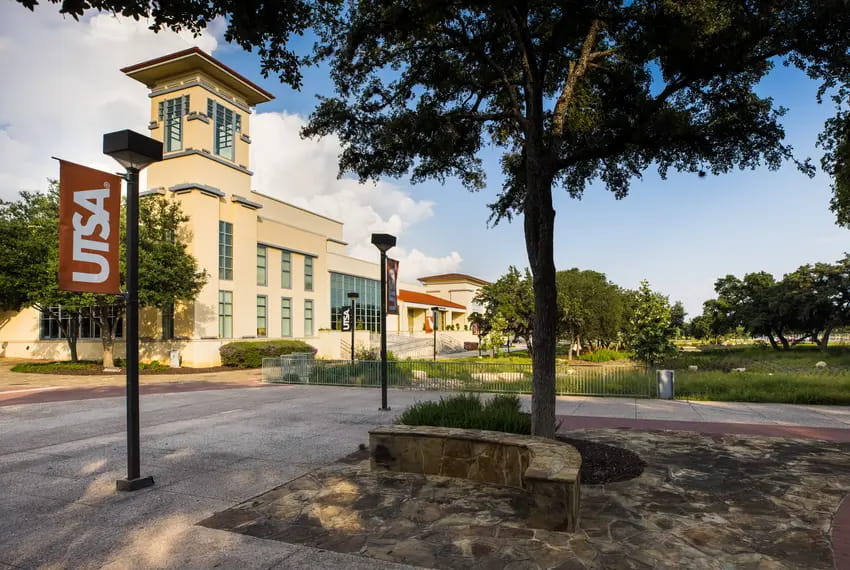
left=121, top=47, right=275, bottom=106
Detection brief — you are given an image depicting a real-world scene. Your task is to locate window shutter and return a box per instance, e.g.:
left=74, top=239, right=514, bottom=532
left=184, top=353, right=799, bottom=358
left=207, top=98, right=213, bottom=117
left=182, top=94, right=190, bottom=115
left=158, top=101, right=164, bottom=121
left=235, top=114, right=241, bottom=133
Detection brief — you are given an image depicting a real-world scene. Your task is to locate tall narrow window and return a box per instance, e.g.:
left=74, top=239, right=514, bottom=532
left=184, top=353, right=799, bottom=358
left=162, top=303, right=175, bottom=340
left=256, top=295, right=267, bottom=337
left=281, top=251, right=292, bottom=289
left=257, top=245, right=267, bottom=286
left=304, top=300, right=314, bottom=337
left=158, top=95, right=189, bottom=152
left=304, top=256, right=314, bottom=291
left=219, top=221, right=233, bottom=280
left=208, top=99, right=240, bottom=161
left=281, top=297, right=292, bottom=337
left=218, top=291, right=233, bottom=338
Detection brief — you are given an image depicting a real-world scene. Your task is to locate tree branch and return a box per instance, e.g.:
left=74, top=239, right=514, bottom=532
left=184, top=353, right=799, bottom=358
left=552, top=19, right=603, bottom=139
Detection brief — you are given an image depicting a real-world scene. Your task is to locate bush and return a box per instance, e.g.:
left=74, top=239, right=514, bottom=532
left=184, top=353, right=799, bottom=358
left=577, top=349, right=632, bottom=363
left=397, top=393, right=531, bottom=434
left=354, top=346, right=397, bottom=360
left=219, top=339, right=316, bottom=368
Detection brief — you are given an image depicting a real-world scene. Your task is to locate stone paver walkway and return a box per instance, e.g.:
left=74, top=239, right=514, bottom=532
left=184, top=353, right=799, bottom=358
left=202, top=429, right=850, bottom=569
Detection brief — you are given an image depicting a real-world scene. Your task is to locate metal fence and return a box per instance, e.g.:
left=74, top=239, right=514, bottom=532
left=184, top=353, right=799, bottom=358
left=262, top=358, right=656, bottom=398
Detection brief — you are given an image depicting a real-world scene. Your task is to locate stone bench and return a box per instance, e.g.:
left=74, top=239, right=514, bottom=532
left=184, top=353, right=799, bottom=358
left=369, top=425, right=581, bottom=531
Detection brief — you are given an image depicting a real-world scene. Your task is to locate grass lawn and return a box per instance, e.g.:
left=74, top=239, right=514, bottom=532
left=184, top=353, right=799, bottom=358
left=675, top=370, right=850, bottom=405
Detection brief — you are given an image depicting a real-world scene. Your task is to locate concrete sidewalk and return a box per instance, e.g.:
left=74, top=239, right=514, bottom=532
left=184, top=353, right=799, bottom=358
left=1, top=385, right=849, bottom=569
left=555, top=396, right=850, bottom=428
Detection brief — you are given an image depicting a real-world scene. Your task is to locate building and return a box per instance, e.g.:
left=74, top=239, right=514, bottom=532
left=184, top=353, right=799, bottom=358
left=0, top=48, right=488, bottom=366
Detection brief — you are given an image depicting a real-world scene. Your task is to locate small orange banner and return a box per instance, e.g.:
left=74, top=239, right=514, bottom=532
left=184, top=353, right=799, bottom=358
left=58, top=160, right=122, bottom=294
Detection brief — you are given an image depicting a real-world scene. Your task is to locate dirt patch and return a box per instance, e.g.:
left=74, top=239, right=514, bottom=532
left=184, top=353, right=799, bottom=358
left=558, top=436, right=646, bottom=484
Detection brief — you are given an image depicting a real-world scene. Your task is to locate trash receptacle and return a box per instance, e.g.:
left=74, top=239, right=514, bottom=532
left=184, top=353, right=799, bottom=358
left=656, top=369, right=674, bottom=400
left=169, top=350, right=181, bottom=368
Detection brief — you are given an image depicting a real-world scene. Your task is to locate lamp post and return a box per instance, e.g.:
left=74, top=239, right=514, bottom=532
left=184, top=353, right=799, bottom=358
left=431, top=306, right=440, bottom=361
left=371, top=233, right=396, bottom=411
left=103, top=129, right=162, bottom=492
left=347, top=291, right=359, bottom=363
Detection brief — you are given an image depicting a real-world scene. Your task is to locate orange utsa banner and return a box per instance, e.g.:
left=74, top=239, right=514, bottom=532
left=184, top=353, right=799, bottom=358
left=58, top=159, right=122, bottom=294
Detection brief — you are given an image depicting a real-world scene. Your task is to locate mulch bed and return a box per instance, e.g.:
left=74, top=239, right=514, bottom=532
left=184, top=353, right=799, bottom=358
left=13, top=365, right=236, bottom=375
left=558, top=435, right=646, bottom=484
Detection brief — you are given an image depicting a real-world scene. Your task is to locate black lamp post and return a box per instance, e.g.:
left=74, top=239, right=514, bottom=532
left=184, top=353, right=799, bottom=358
left=347, top=291, right=359, bottom=363
left=104, top=129, right=162, bottom=492
left=431, top=306, right=440, bottom=361
left=371, top=232, right=396, bottom=411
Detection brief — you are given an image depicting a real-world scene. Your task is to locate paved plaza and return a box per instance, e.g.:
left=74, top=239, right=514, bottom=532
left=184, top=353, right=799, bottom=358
left=1, top=382, right=849, bottom=568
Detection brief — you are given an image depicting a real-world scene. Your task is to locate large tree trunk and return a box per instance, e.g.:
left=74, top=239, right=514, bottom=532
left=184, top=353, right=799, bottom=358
left=524, top=162, right=557, bottom=439
left=778, top=333, right=790, bottom=350
left=767, top=334, right=779, bottom=351
left=98, top=312, right=115, bottom=369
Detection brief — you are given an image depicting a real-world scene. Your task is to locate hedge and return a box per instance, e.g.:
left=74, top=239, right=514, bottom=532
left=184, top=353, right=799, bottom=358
left=219, top=339, right=316, bottom=368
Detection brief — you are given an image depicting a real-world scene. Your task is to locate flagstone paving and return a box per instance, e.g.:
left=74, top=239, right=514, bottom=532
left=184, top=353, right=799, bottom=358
left=201, top=429, right=850, bottom=569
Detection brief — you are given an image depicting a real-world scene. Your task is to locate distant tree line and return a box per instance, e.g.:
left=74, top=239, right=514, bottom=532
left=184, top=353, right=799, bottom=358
left=472, top=267, right=684, bottom=364
left=688, top=254, right=850, bottom=351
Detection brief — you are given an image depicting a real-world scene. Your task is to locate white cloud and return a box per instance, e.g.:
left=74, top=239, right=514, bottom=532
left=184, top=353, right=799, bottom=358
left=0, top=8, right=219, bottom=198
left=0, top=7, right=462, bottom=279
left=251, top=111, right=462, bottom=279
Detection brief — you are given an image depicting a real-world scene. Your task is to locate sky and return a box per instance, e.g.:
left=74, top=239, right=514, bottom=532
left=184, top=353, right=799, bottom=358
left=0, top=6, right=847, bottom=318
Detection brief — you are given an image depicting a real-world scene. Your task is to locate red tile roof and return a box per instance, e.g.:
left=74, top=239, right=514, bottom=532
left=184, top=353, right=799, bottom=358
left=417, top=273, right=489, bottom=286
left=399, top=290, right=465, bottom=310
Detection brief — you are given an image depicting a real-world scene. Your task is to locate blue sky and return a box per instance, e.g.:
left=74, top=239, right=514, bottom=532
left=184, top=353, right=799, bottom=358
left=0, top=7, right=846, bottom=318
left=212, top=38, right=848, bottom=317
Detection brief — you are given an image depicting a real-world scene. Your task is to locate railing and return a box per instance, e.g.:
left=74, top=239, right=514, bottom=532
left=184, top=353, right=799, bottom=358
left=262, top=358, right=656, bottom=398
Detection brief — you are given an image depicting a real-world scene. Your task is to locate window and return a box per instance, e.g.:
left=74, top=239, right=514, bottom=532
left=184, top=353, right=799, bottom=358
left=330, top=272, right=381, bottom=332
left=218, top=291, right=233, bottom=338
left=304, top=256, right=314, bottom=291
left=257, top=245, right=267, bottom=286
left=219, top=221, right=233, bottom=280
left=281, top=251, right=292, bottom=289
left=281, top=297, right=292, bottom=337
left=39, top=306, right=123, bottom=340
left=208, top=98, right=241, bottom=161
left=162, top=303, right=175, bottom=340
left=158, top=95, right=189, bottom=152
left=256, top=295, right=267, bottom=337
left=304, top=299, right=314, bottom=337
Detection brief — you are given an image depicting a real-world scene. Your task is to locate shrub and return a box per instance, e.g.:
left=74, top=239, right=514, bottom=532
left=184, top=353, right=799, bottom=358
left=397, top=393, right=531, bottom=434
left=354, top=346, right=397, bottom=360
left=577, top=349, right=632, bottom=363
left=219, top=339, right=316, bottom=368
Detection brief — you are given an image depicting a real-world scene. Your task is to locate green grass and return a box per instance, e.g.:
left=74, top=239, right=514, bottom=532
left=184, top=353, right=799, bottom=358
left=11, top=361, right=101, bottom=373
left=662, top=344, right=850, bottom=373
left=397, top=393, right=531, bottom=434
left=675, top=370, right=850, bottom=405
left=576, top=348, right=632, bottom=363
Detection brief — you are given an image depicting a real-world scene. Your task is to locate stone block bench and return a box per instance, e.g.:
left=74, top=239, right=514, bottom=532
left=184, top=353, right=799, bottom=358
left=369, top=425, right=581, bottom=531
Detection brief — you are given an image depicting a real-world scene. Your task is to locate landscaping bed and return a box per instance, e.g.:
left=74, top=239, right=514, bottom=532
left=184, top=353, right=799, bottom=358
left=11, top=361, right=231, bottom=375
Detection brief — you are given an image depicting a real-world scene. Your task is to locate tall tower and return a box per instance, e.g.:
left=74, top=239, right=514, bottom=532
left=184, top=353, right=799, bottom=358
left=122, top=48, right=274, bottom=345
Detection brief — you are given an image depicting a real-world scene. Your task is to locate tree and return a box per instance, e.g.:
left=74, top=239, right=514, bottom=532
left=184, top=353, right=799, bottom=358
left=669, top=302, right=686, bottom=339
left=555, top=269, right=625, bottom=357
left=783, top=256, right=850, bottom=350
left=473, top=266, right=535, bottom=352
left=19, top=0, right=850, bottom=437
left=627, top=280, right=675, bottom=365
left=0, top=185, right=206, bottom=366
